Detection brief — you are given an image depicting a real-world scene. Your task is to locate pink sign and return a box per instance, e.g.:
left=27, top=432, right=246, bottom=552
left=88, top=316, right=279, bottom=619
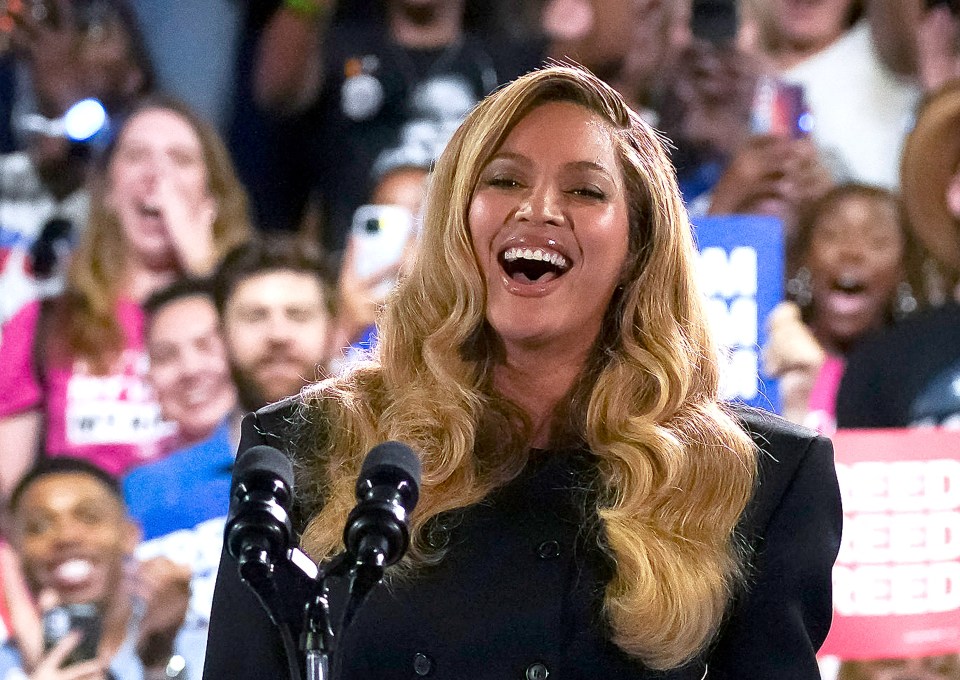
left=821, top=428, right=960, bottom=659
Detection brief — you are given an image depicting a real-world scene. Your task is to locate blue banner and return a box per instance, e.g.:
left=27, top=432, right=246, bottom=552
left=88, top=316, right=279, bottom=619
left=692, top=214, right=784, bottom=414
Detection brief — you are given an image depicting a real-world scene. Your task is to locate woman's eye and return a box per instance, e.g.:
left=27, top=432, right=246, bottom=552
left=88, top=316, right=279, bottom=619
left=572, top=187, right=605, bottom=199
left=487, top=177, right=521, bottom=189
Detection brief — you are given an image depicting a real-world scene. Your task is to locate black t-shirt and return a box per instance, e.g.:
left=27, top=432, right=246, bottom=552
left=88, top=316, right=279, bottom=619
left=836, top=303, right=960, bottom=429
left=309, top=24, right=545, bottom=253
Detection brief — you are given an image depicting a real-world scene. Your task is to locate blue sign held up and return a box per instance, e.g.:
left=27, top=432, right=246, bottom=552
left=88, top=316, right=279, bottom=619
left=692, top=214, right=784, bottom=414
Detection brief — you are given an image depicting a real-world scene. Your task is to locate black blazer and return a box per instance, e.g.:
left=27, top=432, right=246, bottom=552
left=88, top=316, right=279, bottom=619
left=203, top=402, right=841, bottom=679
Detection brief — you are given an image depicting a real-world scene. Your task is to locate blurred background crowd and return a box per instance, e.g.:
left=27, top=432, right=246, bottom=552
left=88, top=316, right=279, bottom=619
left=0, top=0, right=958, bottom=678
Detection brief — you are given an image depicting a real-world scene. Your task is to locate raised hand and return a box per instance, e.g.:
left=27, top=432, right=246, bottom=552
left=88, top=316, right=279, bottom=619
left=8, top=0, right=85, bottom=116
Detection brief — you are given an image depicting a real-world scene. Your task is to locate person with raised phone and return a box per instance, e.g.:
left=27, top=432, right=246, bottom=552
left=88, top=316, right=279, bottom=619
left=1, top=457, right=192, bottom=680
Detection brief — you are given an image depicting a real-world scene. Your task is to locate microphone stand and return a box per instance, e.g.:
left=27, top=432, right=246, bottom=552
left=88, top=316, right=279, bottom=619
left=235, top=546, right=319, bottom=680
left=231, top=437, right=419, bottom=680
left=302, top=543, right=390, bottom=680
left=301, top=553, right=348, bottom=680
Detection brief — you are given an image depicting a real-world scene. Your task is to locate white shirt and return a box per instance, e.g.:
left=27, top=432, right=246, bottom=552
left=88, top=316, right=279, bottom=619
left=783, top=21, right=921, bottom=189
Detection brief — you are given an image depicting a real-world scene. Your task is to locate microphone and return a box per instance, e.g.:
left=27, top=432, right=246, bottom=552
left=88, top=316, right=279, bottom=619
left=225, top=445, right=295, bottom=585
left=343, top=441, right=421, bottom=570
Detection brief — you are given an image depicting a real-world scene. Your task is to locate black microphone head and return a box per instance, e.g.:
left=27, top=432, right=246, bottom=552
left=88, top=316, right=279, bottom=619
left=357, top=441, right=421, bottom=511
left=231, top=445, right=294, bottom=500
left=226, top=445, right=295, bottom=582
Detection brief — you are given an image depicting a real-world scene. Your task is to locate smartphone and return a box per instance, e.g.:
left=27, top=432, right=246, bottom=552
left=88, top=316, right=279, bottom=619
left=348, top=204, right=416, bottom=298
left=750, top=78, right=812, bottom=139
left=691, top=0, right=738, bottom=46
left=42, top=603, right=102, bottom=667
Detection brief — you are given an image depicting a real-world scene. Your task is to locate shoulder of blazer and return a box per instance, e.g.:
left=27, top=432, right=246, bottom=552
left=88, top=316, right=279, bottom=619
left=252, top=395, right=304, bottom=450
left=726, top=402, right=835, bottom=543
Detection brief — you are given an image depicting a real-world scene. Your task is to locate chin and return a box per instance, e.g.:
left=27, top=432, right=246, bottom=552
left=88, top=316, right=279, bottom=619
left=261, top=382, right=305, bottom=405
left=181, top=419, right=220, bottom=442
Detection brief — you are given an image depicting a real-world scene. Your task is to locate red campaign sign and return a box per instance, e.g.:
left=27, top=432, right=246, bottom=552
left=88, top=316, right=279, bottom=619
left=820, top=428, right=960, bottom=660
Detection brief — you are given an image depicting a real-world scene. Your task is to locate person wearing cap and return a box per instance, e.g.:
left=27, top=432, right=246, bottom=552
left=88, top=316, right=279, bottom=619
left=836, top=80, right=960, bottom=429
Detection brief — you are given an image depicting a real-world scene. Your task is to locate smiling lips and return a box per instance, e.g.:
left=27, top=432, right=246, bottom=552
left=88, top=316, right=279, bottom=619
left=499, top=245, right=571, bottom=285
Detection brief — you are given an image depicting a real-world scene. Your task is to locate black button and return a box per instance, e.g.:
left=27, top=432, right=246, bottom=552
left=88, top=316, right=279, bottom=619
left=526, top=662, right=550, bottom=679
left=413, top=652, right=432, bottom=676
left=537, top=540, right=560, bottom=559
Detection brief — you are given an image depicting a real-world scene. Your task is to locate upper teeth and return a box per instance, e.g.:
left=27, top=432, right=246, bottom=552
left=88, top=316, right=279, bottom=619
left=55, top=559, right=93, bottom=584
left=502, top=247, right=568, bottom=269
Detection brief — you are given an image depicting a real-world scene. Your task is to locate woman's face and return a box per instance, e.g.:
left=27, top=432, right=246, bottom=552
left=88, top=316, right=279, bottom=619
left=806, top=193, right=903, bottom=349
left=468, top=101, right=630, bottom=355
left=106, top=107, right=212, bottom=267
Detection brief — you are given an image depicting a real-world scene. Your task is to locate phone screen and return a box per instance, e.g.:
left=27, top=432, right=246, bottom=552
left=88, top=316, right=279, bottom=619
left=750, top=79, right=813, bottom=139
left=43, top=604, right=102, bottom=666
left=349, top=204, right=416, bottom=297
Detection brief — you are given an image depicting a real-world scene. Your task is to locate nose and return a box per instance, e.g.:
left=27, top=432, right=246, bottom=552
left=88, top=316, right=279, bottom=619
left=137, top=154, right=164, bottom=189
left=265, top=314, right=297, bottom=346
left=178, top=346, right=208, bottom=381
left=515, top=183, right=565, bottom=227
left=50, top=517, right=86, bottom=547
left=834, top=237, right=866, bottom=264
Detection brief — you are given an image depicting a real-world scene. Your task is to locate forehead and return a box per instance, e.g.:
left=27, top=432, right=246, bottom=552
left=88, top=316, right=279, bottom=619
left=493, top=101, right=620, bottom=166
left=227, top=270, right=326, bottom=309
left=150, top=295, right=219, bottom=339
left=115, top=108, right=202, bottom=151
left=815, top=194, right=900, bottom=231
left=16, top=473, right=121, bottom=515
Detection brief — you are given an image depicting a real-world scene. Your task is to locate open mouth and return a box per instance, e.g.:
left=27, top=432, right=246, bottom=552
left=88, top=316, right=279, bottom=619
left=822, top=273, right=877, bottom=318
left=498, top=246, right=570, bottom=285
left=831, top=273, right=866, bottom=295
left=137, top=201, right=164, bottom=224
left=50, top=558, right=96, bottom=590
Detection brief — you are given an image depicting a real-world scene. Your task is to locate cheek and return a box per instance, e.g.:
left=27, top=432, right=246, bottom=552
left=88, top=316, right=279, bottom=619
left=291, top=321, right=328, bottom=357
left=20, top=540, right=47, bottom=563
left=209, top=354, right=233, bottom=382
left=107, top=163, right=138, bottom=199
left=225, top=325, right=261, bottom=364
left=805, top=243, right=834, bottom=274
left=467, top=195, right=501, bottom=265
left=150, top=367, right=179, bottom=399
left=183, top=170, right=211, bottom=200
left=872, top=252, right=904, bottom=287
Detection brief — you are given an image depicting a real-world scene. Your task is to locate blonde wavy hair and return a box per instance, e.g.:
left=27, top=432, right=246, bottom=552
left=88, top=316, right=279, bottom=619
left=53, top=95, right=251, bottom=372
left=298, top=65, right=758, bottom=669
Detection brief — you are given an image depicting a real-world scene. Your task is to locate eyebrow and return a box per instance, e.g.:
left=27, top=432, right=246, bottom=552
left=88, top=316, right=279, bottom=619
left=486, top=152, right=616, bottom=178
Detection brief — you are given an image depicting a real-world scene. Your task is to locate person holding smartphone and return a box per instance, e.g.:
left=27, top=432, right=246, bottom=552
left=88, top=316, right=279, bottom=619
left=333, top=162, right=427, bottom=370
left=1, top=457, right=193, bottom=680
left=741, top=0, right=922, bottom=190
left=656, top=26, right=834, bottom=242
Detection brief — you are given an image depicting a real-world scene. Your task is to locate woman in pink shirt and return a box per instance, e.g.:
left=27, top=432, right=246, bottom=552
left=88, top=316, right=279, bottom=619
left=0, top=96, right=251, bottom=495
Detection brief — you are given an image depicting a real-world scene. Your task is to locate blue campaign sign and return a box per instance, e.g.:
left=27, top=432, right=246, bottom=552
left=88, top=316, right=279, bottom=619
left=691, top=214, right=784, bottom=414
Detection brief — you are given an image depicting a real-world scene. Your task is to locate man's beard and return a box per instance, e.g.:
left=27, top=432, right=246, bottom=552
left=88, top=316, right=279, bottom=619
left=229, top=357, right=311, bottom=413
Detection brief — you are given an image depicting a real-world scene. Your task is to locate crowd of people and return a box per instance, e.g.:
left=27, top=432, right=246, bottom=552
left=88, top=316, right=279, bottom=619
left=0, top=0, right=956, bottom=678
